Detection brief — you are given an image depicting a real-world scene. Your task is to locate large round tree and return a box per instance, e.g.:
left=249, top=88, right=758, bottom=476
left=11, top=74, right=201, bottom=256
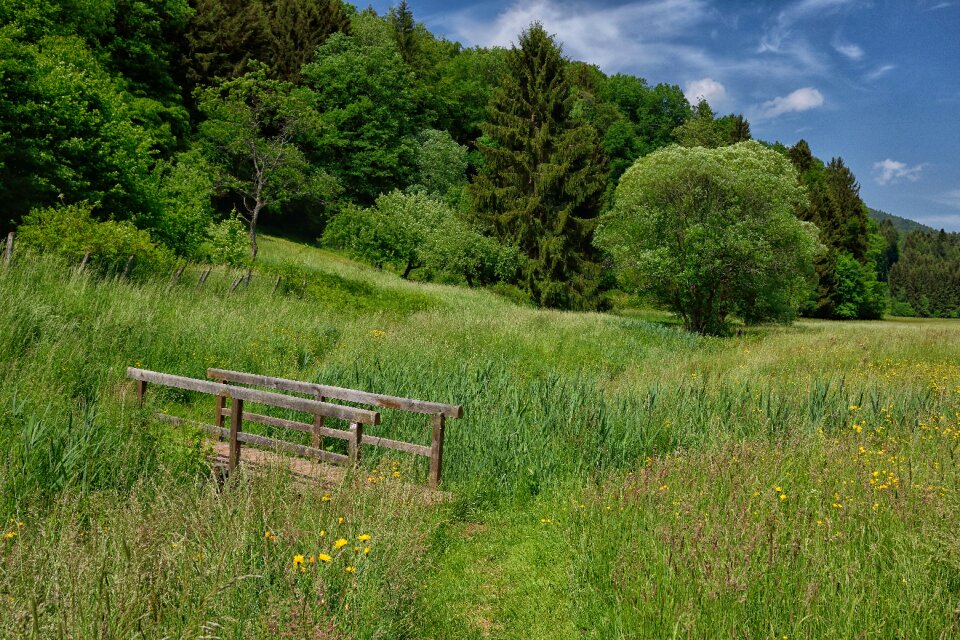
left=596, top=141, right=821, bottom=335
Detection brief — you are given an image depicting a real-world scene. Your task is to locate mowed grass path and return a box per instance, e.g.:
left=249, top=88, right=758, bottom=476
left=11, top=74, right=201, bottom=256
left=1, top=237, right=958, bottom=638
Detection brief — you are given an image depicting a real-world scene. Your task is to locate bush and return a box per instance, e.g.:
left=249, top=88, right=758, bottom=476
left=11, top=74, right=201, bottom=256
left=833, top=252, right=886, bottom=320
left=889, top=298, right=917, bottom=317
left=205, top=214, right=250, bottom=267
left=17, top=201, right=174, bottom=276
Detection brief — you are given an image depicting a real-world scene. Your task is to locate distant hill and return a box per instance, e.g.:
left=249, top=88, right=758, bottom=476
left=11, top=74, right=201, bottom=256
left=868, top=208, right=935, bottom=235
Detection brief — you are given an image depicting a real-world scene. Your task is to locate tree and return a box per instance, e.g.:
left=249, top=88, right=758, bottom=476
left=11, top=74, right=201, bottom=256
left=196, top=63, right=337, bottom=259
left=410, top=129, right=468, bottom=200
left=388, top=0, right=417, bottom=66
left=301, top=25, right=424, bottom=202
left=469, top=23, right=607, bottom=310
left=268, top=0, right=350, bottom=81
left=596, top=141, right=821, bottom=335
left=672, top=99, right=726, bottom=148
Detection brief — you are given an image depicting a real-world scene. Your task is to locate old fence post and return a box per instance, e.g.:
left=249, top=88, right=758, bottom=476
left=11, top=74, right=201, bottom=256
left=272, top=275, right=281, bottom=294
left=79, top=251, right=91, bottom=271
left=312, top=393, right=326, bottom=449
left=121, top=254, right=135, bottom=279
left=198, top=266, right=212, bottom=286
left=213, top=375, right=226, bottom=433
left=3, top=232, right=13, bottom=268
left=171, top=262, right=187, bottom=284
left=348, top=422, right=363, bottom=465
left=429, top=414, right=445, bottom=489
left=136, top=380, right=147, bottom=407
left=229, top=397, right=243, bottom=473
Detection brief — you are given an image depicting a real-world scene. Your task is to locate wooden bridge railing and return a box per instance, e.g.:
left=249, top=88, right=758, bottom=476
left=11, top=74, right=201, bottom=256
left=207, top=368, right=463, bottom=488
left=126, top=367, right=462, bottom=487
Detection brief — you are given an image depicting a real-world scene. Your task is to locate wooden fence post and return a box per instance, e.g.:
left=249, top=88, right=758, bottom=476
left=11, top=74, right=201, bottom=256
left=121, top=254, right=135, bottom=279
left=348, top=422, right=363, bottom=465
left=272, top=275, right=281, bottom=294
left=3, top=232, right=12, bottom=268
left=312, top=394, right=326, bottom=449
left=229, top=397, right=243, bottom=473
left=136, top=380, right=147, bottom=407
left=171, top=262, right=187, bottom=284
left=244, top=268, right=252, bottom=288
left=429, top=414, right=445, bottom=489
left=198, top=266, right=212, bottom=286
left=229, top=274, right=243, bottom=293
left=79, top=251, right=90, bottom=271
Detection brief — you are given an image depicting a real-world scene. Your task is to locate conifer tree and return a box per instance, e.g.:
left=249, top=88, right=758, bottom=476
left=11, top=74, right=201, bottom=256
left=269, top=0, right=351, bottom=82
left=388, top=1, right=417, bottom=66
left=469, top=23, right=607, bottom=310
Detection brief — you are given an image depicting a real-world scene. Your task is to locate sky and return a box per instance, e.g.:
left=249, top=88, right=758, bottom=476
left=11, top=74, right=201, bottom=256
left=365, top=0, right=960, bottom=230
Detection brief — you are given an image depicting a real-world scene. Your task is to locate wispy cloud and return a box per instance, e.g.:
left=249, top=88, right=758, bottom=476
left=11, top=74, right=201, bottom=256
left=684, top=78, right=728, bottom=107
left=933, top=189, right=960, bottom=209
left=755, top=87, right=825, bottom=119
left=865, top=64, right=896, bottom=81
left=873, top=159, right=925, bottom=185
left=923, top=2, right=955, bottom=11
left=832, top=38, right=864, bottom=60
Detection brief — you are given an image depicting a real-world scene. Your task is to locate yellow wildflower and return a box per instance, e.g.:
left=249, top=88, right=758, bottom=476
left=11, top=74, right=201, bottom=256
left=293, top=554, right=305, bottom=568
left=3, top=531, right=15, bottom=540
left=334, top=538, right=348, bottom=549
left=264, top=531, right=276, bottom=542
left=357, top=534, right=371, bottom=542
left=321, top=495, right=332, bottom=502
left=345, top=565, right=356, bottom=573
left=318, top=553, right=332, bottom=563
left=363, top=547, right=370, bottom=555
left=779, top=494, right=787, bottom=502
left=338, top=517, right=344, bottom=524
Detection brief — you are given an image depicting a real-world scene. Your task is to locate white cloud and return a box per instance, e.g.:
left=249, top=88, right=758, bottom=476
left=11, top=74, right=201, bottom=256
left=439, top=0, right=712, bottom=73
left=684, top=78, right=728, bottom=107
left=873, top=159, right=925, bottom=185
left=865, top=64, right=896, bottom=81
left=756, top=87, right=825, bottom=119
left=933, top=189, right=960, bottom=209
left=833, top=40, right=864, bottom=60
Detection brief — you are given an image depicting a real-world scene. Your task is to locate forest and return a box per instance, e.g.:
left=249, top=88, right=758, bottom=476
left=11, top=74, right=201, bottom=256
left=2, top=0, right=958, bottom=326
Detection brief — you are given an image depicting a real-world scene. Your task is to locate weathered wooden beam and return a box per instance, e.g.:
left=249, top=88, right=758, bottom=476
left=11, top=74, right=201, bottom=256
left=78, top=251, right=90, bottom=271
left=228, top=397, right=243, bottom=473
left=154, top=414, right=349, bottom=465
left=206, top=368, right=464, bottom=419
left=171, top=262, right=187, bottom=284
left=126, top=368, right=380, bottom=425
left=362, top=434, right=431, bottom=458
left=348, top=422, right=362, bottom=465
left=429, top=414, right=445, bottom=488
left=272, top=275, right=281, bottom=294
left=220, top=409, right=351, bottom=441
left=313, top=393, right=325, bottom=449
left=136, top=380, right=147, bottom=406
left=198, top=266, right=212, bottom=285
left=121, top=254, right=135, bottom=278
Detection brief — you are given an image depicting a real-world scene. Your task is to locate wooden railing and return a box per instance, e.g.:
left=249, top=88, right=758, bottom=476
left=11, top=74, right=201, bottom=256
left=127, top=367, right=462, bottom=487
left=207, top=368, right=463, bottom=488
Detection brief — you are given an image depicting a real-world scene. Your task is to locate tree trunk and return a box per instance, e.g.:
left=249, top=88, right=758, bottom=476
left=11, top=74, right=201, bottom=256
left=249, top=204, right=262, bottom=260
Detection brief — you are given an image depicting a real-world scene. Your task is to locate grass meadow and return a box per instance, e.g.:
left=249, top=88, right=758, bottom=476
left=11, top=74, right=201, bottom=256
left=1, top=236, right=959, bottom=638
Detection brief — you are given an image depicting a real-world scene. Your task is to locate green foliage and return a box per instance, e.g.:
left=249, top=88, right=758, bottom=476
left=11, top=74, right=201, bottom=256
left=470, top=23, right=608, bottom=310
left=597, top=141, right=821, bottom=335
left=17, top=201, right=174, bottom=276
left=411, top=129, right=469, bottom=201
left=205, top=213, right=249, bottom=267
left=144, top=150, right=217, bottom=257
left=0, top=27, right=158, bottom=229
left=196, top=63, right=338, bottom=258
left=301, top=24, right=424, bottom=202
left=888, top=229, right=960, bottom=318
left=833, top=252, right=886, bottom=319
left=672, top=99, right=726, bottom=148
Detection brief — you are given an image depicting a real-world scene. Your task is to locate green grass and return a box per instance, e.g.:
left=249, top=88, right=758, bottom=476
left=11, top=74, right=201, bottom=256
left=1, top=237, right=959, bottom=638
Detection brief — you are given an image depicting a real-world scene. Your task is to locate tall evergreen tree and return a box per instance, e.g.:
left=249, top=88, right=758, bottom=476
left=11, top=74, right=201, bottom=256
left=184, top=0, right=273, bottom=88
left=388, top=0, right=417, bottom=66
left=469, top=23, right=607, bottom=310
left=268, top=0, right=350, bottom=82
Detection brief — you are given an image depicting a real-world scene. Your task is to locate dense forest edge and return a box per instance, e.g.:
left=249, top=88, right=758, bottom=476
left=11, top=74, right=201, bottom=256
left=2, top=0, right=958, bottom=327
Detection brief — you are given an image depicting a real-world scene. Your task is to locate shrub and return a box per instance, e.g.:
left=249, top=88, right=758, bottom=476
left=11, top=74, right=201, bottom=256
left=17, top=201, right=174, bottom=276
left=205, top=213, right=250, bottom=267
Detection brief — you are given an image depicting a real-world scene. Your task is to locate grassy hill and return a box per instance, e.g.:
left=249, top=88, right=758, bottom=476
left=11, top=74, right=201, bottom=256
left=2, top=237, right=959, bottom=638
left=868, top=207, right=935, bottom=234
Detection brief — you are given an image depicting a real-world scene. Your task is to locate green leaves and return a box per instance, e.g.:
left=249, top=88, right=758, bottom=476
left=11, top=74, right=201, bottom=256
left=597, top=141, right=821, bottom=335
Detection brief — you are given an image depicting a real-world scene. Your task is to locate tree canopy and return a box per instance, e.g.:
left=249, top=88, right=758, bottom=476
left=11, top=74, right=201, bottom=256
left=596, top=142, right=821, bottom=335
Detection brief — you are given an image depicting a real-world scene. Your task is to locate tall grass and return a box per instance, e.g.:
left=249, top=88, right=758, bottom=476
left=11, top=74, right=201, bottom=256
left=2, top=239, right=959, bottom=637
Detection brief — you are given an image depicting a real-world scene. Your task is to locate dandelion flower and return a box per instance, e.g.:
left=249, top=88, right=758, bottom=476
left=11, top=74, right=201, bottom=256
left=293, top=554, right=305, bottom=568
left=363, top=547, right=370, bottom=555
left=774, top=486, right=782, bottom=493
left=334, top=538, right=348, bottom=549
left=345, top=565, right=356, bottom=573
left=357, top=534, right=371, bottom=542
left=264, top=531, right=276, bottom=542
left=337, top=517, right=344, bottom=524
left=321, top=495, right=332, bottom=502
left=320, top=530, right=326, bottom=537
left=3, top=531, right=15, bottom=540
left=318, top=553, right=332, bottom=563
left=779, top=494, right=787, bottom=501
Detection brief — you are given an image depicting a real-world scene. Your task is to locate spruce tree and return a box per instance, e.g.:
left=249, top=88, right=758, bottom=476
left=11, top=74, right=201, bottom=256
left=469, top=23, right=607, bottom=310
left=269, top=0, right=351, bottom=82
left=388, top=1, right=417, bottom=66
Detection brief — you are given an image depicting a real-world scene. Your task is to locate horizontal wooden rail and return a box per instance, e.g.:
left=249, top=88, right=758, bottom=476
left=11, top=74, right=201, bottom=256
left=155, top=414, right=349, bottom=465
left=220, top=409, right=351, bottom=442
left=207, top=368, right=464, bottom=419
left=128, top=367, right=380, bottom=425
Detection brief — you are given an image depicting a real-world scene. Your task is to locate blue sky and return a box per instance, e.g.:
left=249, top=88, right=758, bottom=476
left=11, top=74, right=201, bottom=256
left=366, top=0, right=960, bottom=230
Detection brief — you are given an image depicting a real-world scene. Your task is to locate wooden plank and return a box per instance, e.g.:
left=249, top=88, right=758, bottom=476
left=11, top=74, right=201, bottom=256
left=229, top=275, right=242, bottom=293
left=214, top=394, right=226, bottom=429
left=136, top=380, right=147, bottom=406
left=362, top=434, right=431, bottom=458
left=206, top=368, right=464, bottom=418
left=126, top=368, right=380, bottom=425
left=429, top=414, right=445, bottom=489
left=228, top=397, right=243, bottom=472
left=153, top=414, right=348, bottom=464
left=2, top=232, right=12, bottom=267
left=220, top=409, right=351, bottom=441
left=313, top=393, right=325, bottom=449
left=171, top=262, right=187, bottom=284
left=348, top=422, right=362, bottom=465
left=198, top=266, right=212, bottom=285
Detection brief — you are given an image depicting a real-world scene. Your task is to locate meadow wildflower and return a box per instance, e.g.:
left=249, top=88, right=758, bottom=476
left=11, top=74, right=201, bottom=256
left=318, top=553, right=332, bottom=563
left=264, top=530, right=276, bottom=542
left=357, top=534, right=371, bottom=542
left=293, top=554, right=305, bottom=568
left=345, top=565, right=356, bottom=573
left=335, top=538, right=348, bottom=549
